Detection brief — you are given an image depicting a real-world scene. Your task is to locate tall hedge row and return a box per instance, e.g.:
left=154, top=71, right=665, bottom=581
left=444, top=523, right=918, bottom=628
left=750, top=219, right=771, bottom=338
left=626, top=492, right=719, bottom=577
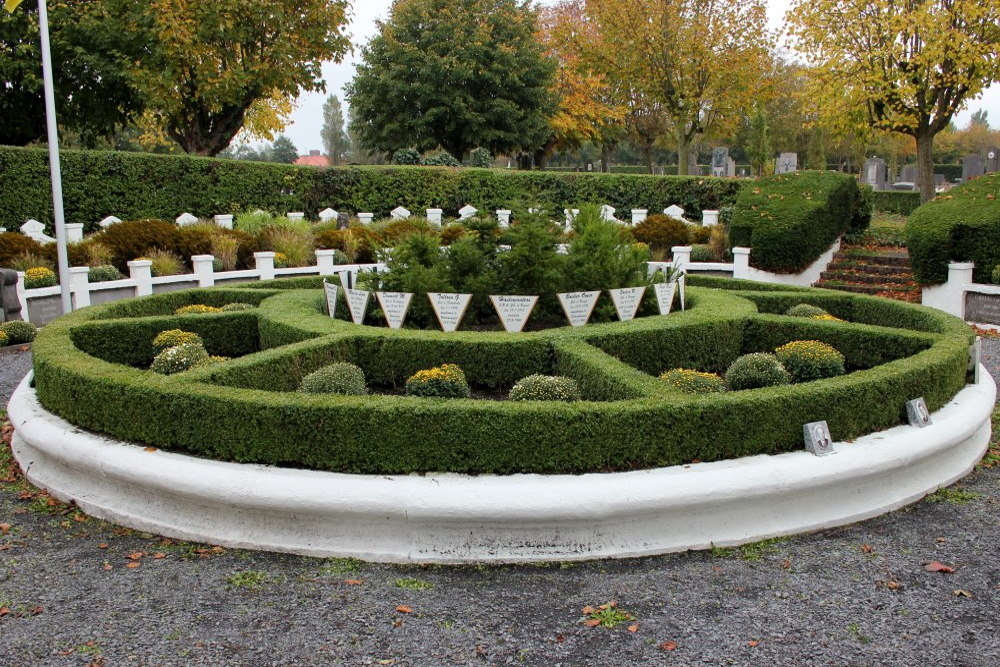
left=871, top=191, right=921, bottom=216
left=729, top=171, right=868, bottom=273
left=0, top=146, right=744, bottom=233
left=906, top=172, right=1000, bottom=284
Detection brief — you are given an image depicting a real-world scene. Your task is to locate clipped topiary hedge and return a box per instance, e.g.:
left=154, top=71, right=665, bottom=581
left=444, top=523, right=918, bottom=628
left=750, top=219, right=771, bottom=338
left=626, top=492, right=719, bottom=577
left=872, top=191, right=921, bottom=216
left=30, top=276, right=972, bottom=476
left=729, top=171, right=868, bottom=273
left=0, top=146, right=744, bottom=233
left=906, top=172, right=1000, bottom=284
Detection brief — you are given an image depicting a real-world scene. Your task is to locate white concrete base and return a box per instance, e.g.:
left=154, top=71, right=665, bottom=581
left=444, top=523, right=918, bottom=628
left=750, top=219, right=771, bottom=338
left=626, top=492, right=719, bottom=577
left=733, top=239, right=842, bottom=287
left=8, top=371, right=995, bottom=564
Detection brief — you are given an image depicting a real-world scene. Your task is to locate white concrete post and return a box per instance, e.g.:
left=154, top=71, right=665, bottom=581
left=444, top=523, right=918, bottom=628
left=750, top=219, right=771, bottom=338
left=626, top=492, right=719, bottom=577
left=732, top=247, right=752, bottom=280
left=496, top=210, right=512, bottom=227
left=287, top=212, right=305, bottom=222
left=128, top=259, right=153, bottom=296
left=426, top=209, right=443, bottom=224
left=702, top=210, right=720, bottom=227
left=65, top=223, right=84, bottom=243
left=191, top=255, right=216, bottom=287
left=315, top=249, right=338, bottom=276
left=631, top=209, right=648, bottom=225
left=254, top=252, right=276, bottom=281
left=15, top=271, right=29, bottom=323
left=214, top=214, right=233, bottom=229
left=70, top=266, right=91, bottom=308
left=358, top=213, right=374, bottom=225
left=921, top=262, right=973, bottom=319
left=672, top=246, right=693, bottom=271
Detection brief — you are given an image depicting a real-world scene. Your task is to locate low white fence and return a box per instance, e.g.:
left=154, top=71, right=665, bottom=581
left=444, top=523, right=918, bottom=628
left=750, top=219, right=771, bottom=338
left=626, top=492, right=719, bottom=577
left=922, top=262, right=1000, bottom=326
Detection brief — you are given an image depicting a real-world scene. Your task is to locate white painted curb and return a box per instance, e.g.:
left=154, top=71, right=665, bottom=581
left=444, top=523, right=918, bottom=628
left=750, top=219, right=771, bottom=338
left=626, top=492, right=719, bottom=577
left=8, top=371, right=995, bottom=564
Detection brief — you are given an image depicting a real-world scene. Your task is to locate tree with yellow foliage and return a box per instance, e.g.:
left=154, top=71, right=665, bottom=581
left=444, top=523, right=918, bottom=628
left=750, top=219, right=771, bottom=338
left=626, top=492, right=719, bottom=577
left=786, top=0, right=1000, bottom=201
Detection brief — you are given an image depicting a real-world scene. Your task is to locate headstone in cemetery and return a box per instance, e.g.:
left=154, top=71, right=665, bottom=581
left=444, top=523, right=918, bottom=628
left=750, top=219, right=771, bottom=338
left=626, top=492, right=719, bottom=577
left=318, top=208, right=338, bottom=222
left=905, top=397, right=932, bottom=428
left=345, top=288, right=370, bottom=324
left=934, top=174, right=946, bottom=188
left=98, top=216, right=122, bottom=229
left=898, top=164, right=918, bottom=184
left=608, top=286, right=646, bottom=322
left=287, top=212, right=305, bottom=222
left=600, top=205, right=618, bottom=223
left=962, top=154, right=985, bottom=182
left=213, top=214, right=233, bottom=229
left=358, top=213, right=374, bottom=225
left=0, top=268, right=24, bottom=322
left=458, top=205, right=478, bottom=220
left=654, top=282, right=676, bottom=316
left=862, top=157, right=887, bottom=190
left=490, top=295, right=538, bottom=333
left=775, top=153, right=798, bottom=174
left=376, top=291, right=414, bottom=329
left=631, top=209, right=648, bottom=225
left=558, top=291, right=601, bottom=327
left=564, top=209, right=580, bottom=229
left=337, top=212, right=350, bottom=230
left=664, top=205, right=685, bottom=221
left=428, top=292, right=472, bottom=332
left=323, top=281, right=339, bottom=317
left=803, top=421, right=834, bottom=456
left=390, top=207, right=411, bottom=220
left=965, top=292, right=1000, bottom=325
left=986, top=147, right=1000, bottom=173
left=20, top=219, right=54, bottom=243
left=426, top=209, right=443, bottom=224
left=175, top=212, right=199, bottom=227
left=711, top=147, right=730, bottom=178
left=496, top=210, right=512, bottom=227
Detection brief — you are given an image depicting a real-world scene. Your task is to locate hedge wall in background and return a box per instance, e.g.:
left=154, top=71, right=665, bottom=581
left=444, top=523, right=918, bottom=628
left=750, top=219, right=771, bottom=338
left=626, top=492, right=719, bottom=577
left=906, top=172, right=1000, bottom=284
left=0, top=146, right=745, bottom=233
left=729, top=171, right=867, bottom=273
left=871, top=191, right=921, bottom=216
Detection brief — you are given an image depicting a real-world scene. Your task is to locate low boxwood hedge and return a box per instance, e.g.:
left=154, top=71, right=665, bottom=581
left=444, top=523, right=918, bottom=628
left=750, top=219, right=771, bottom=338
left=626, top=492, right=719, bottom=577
left=906, top=172, right=1000, bottom=284
left=30, top=277, right=972, bottom=475
left=729, top=171, right=868, bottom=274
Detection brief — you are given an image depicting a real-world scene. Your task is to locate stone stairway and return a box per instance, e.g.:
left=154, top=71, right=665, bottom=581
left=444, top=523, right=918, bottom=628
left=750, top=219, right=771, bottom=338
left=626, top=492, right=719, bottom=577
left=814, top=246, right=921, bottom=302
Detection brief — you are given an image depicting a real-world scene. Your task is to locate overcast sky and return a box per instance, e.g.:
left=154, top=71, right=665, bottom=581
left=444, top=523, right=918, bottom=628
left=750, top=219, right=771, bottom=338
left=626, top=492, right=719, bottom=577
left=275, top=0, right=999, bottom=154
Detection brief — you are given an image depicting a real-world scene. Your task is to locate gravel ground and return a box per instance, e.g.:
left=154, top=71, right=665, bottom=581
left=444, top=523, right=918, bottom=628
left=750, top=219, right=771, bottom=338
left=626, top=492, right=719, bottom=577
left=1, top=342, right=998, bottom=667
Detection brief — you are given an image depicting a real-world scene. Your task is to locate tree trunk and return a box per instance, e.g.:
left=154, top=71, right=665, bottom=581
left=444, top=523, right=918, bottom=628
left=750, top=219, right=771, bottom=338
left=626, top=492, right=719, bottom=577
left=677, top=131, right=689, bottom=176
left=915, top=130, right=935, bottom=203
left=601, top=143, right=611, bottom=173
left=642, top=143, right=654, bottom=174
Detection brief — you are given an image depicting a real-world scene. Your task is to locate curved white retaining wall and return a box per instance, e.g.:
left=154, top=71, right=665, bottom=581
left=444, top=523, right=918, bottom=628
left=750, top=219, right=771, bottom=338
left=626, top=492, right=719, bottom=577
left=8, top=371, right=995, bottom=564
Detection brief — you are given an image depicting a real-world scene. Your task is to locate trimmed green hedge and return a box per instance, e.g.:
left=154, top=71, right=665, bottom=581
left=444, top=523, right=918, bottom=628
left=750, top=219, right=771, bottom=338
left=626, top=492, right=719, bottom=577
left=0, top=146, right=745, bottom=233
left=872, top=191, right=921, bottom=215
left=729, top=171, right=868, bottom=273
left=30, top=277, right=972, bottom=475
left=906, top=172, right=1000, bottom=284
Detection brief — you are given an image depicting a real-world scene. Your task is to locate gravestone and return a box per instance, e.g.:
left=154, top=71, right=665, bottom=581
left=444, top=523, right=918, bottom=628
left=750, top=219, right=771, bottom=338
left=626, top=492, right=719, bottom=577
left=175, top=212, right=199, bottom=227
left=986, top=147, right=1000, bottom=173
left=775, top=153, right=798, bottom=174
left=600, top=205, right=618, bottom=223
left=318, top=208, right=338, bottom=222
left=905, top=398, right=932, bottom=428
left=803, top=421, right=834, bottom=456
left=21, top=219, right=55, bottom=243
left=344, top=288, right=370, bottom=324
left=490, top=295, right=538, bottom=333
left=357, top=213, right=374, bottom=225
left=962, top=154, right=985, bottom=182
left=337, top=212, right=350, bottom=230
left=323, top=281, right=339, bottom=317
left=711, top=148, right=730, bottom=178
left=213, top=214, right=233, bottom=229
left=862, top=157, right=887, bottom=190
left=608, top=286, right=646, bottom=322
left=458, top=205, right=478, bottom=220
left=496, top=210, right=512, bottom=227
left=390, top=207, right=411, bottom=220
left=934, top=174, right=946, bottom=188
left=98, top=215, right=122, bottom=229
left=426, top=209, right=443, bottom=224
left=557, top=291, right=601, bottom=327
left=653, top=282, right=676, bottom=316
left=965, top=292, right=1000, bottom=325
left=376, top=291, right=413, bottom=329
left=428, top=292, right=472, bottom=332
left=564, top=209, right=579, bottom=229
left=0, top=268, right=23, bottom=322
left=631, top=209, right=648, bottom=225
left=899, top=164, right=918, bottom=184
left=287, top=212, right=305, bottom=222
left=664, top=205, right=685, bottom=221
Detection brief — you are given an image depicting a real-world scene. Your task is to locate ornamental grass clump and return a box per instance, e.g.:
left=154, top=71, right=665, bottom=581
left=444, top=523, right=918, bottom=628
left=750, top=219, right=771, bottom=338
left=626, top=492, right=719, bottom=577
left=509, top=375, right=581, bottom=402
left=152, top=329, right=204, bottom=353
left=725, top=353, right=791, bottom=391
left=23, top=266, right=56, bottom=288
left=0, top=320, right=37, bottom=344
left=775, top=340, right=846, bottom=383
left=659, top=368, right=726, bottom=395
left=175, top=304, right=222, bottom=315
left=785, top=303, right=828, bottom=318
left=405, top=363, right=470, bottom=398
left=88, top=264, right=124, bottom=282
left=299, top=363, right=368, bottom=396
left=150, top=343, right=209, bottom=375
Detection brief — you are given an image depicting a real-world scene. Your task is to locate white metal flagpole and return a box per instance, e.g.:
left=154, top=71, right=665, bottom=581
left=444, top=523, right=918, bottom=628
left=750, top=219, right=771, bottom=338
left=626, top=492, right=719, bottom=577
left=36, top=0, right=72, bottom=314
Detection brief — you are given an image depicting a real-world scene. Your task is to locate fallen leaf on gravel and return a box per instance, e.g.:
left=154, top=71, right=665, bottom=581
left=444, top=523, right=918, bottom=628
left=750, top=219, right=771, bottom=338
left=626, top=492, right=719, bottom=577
left=153, top=553, right=166, bottom=559
left=0, top=523, right=10, bottom=535
left=555, top=634, right=565, bottom=643
left=377, top=661, right=395, bottom=666
left=0, top=607, right=9, bottom=617
left=782, top=559, right=791, bottom=570
left=211, top=546, right=225, bottom=554
left=861, top=544, right=873, bottom=553
left=583, top=619, right=602, bottom=628
left=886, top=580, right=903, bottom=591
left=102, top=563, right=112, bottom=571
left=126, top=552, right=144, bottom=561
left=0, top=545, right=9, bottom=551
left=395, top=605, right=412, bottom=614
left=748, top=640, right=759, bottom=647
left=924, top=561, right=956, bottom=573
left=97, top=543, right=108, bottom=549
left=344, top=579, right=364, bottom=585
left=935, top=537, right=946, bottom=543
left=953, top=589, right=974, bottom=598
left=73, top=514, right=86, bottom=523
left=627, top=624, right=640, bottom=633
left=25, top=606, right=43, bottom=616
left=125, top=561, right=140, bottom=569
left=581, top=605, right=596, bottom=615
left=658, top=641, right=677, bottom=651
left=144, top=447, right=157, bottom=453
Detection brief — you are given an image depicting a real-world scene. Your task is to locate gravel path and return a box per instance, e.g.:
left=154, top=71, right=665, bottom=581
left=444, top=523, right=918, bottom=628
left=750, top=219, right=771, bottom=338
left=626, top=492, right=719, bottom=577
left=1, top=342, right=998, bottom=667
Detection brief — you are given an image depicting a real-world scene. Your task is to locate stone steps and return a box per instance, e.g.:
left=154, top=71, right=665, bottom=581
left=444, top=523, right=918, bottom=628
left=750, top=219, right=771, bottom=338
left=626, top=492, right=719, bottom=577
left=819, top=270, right=915, bottom=286
left=815, top=245, right=919, bottom=301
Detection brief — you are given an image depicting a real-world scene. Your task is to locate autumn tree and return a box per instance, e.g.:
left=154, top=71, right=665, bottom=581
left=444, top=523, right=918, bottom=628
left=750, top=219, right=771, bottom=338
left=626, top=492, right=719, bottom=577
left=347, top=0, right=556, bottom=161
left=321, top=94, right=350, bottom=166
left=113, top=0, right=350, bottom=156
left=582, top=0, right=773, bottom=175
left=786, top=0, right=1000, bottom=201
